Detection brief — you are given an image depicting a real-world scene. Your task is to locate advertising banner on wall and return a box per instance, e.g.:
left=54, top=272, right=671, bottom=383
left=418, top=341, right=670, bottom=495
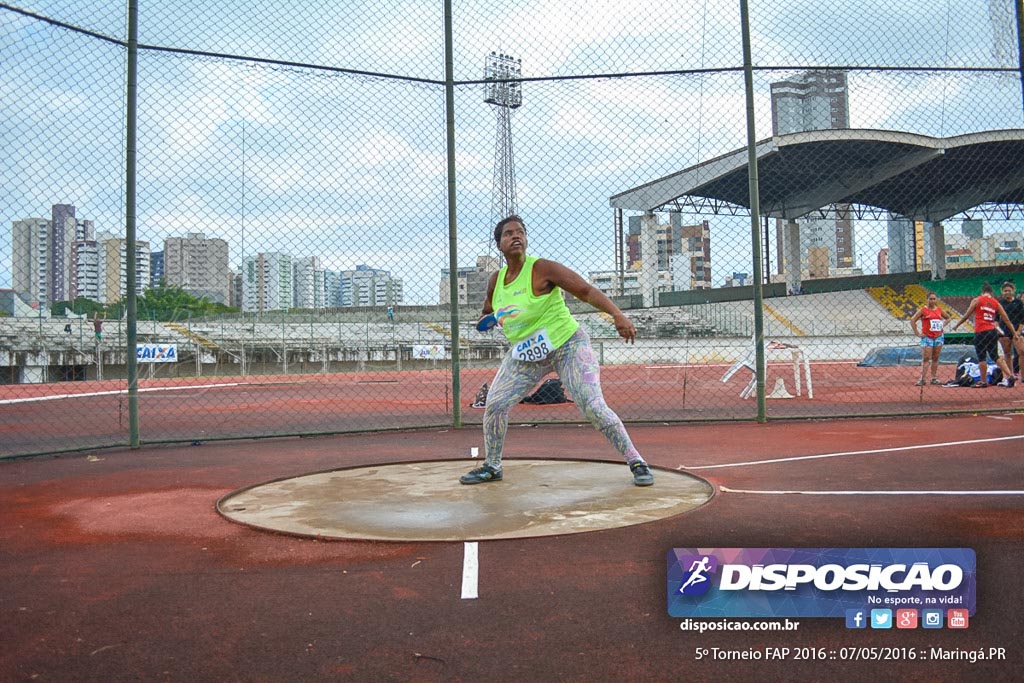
left=136, top=343, right=178, bottom=363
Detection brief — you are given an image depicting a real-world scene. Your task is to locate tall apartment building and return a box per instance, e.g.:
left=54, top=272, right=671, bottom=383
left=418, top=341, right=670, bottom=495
left=322, top=270, right=342, bottom=308
left=626, top=214, right=711, bottom=290
left=292, top=256, right=324, bottom=309
left=163, top=232, right=230, bottom=304
left=242, top=252, right=293, bottom=313
left=95, top=232, right=151, bottom=304
left=886, top=214, right=929, bottom=273
left=439, top=255, right=500, bottom=305
left=588, top=268, right=671, bottom=297
left=11, top=218, right=51, bottom=306
left=339, top=265, right=402, bottom=307
left=229, top=272, right=243, bottom=309
left=771, top=71, right=854, bottom=274
left=49, top=203, right=76, bottom=302
left=70, top=239, right=101, bottom=301
left=150, top=251, right=165, bottom=288
left=12, top=205, right=95, bottom=306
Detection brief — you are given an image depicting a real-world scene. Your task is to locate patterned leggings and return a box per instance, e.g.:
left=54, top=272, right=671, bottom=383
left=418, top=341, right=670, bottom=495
left=483, top=328, right=643, bottom=469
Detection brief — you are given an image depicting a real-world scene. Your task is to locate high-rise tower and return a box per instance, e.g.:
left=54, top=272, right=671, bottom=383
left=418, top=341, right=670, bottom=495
left=770, top=71, right=854, bottom=277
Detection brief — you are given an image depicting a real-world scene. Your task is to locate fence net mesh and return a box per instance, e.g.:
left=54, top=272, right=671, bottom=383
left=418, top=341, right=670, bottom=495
left=2, top=0, right=1023, bottom=456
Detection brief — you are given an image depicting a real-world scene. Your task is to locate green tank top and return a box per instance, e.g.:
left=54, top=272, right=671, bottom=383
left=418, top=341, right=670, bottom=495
left=491, top=255, right=579, bottom=360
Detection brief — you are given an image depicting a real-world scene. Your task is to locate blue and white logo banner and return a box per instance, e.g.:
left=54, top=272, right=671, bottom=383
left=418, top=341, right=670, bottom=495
left=136, top=343, right=178, bottom=363
left=667, top=548, right=975, bottom=618
left=412, top=344, right=448, bottom=360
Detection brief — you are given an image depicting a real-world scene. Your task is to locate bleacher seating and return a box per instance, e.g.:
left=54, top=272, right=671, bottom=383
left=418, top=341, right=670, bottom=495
left=0, top=280, right=994, bottom=355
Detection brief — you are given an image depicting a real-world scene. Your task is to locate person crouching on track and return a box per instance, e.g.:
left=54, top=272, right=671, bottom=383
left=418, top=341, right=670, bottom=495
left=909, top=290, right=951, bottom=386
left=459, top=214, right=654, bottom=487
left=952, top=281, right=1019, bottom=388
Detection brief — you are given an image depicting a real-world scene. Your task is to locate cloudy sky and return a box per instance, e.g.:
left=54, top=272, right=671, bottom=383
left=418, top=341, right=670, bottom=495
left=2, top=0, right=1022, bottom=303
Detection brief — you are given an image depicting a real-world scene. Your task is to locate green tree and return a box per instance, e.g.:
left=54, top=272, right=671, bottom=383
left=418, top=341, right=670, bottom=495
left=135, top=283, right=238, bottom=321
left=50, top=297, right=106, bottom=317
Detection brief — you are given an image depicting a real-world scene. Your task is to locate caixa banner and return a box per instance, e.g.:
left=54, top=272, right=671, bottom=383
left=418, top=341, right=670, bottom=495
left=667, top=548, right=975, bottom=618
left=136, top=343, right=178, bottom=363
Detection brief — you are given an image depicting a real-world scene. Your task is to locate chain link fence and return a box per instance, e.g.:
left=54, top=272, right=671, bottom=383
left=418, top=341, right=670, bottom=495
left=2, top=0, right=1023, bottom=457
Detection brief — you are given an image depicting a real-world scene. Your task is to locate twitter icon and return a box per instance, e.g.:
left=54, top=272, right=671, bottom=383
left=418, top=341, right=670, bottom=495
left=870, top=609, right=893, bottom=629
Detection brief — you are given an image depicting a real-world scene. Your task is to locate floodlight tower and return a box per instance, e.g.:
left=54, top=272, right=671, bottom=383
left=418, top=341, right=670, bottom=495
left=484, top=52, right=523, bottom=229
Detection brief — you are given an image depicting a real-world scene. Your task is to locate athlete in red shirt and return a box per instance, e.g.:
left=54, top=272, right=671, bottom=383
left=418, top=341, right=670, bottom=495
left=953, top=282, right=1019, bottom=388
left=909, top=291, right=951, bottom=386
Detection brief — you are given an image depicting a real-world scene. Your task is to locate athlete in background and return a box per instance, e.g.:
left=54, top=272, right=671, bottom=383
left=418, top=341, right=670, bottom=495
left=952, top=282, right=1018, bottom=388
left=996, top=281, right=1024, bottom=383
left=909, top=290, right=951, bottom=386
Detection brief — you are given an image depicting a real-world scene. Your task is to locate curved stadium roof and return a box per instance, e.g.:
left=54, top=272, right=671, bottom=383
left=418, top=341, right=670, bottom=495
left=609, top=129, right=1024, bottom=223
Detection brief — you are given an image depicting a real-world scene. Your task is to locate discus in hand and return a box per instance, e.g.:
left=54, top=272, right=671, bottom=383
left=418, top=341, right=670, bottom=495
left=476, top=314, right=497, bottom=332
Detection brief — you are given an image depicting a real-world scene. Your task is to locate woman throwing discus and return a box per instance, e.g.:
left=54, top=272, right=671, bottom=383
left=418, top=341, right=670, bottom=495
left=459, top=215, right=654, bottom=487
left=909, top=290, right=951, bottom=386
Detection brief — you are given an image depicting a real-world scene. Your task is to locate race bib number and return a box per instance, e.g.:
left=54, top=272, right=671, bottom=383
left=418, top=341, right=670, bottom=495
left=513, top=328, right=552, bottom=362
left=929, top=318, right=944, bottom=332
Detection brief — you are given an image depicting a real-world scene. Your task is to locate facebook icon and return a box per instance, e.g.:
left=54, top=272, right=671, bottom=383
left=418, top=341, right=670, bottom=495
left=845, top=609, right=867, bottom=629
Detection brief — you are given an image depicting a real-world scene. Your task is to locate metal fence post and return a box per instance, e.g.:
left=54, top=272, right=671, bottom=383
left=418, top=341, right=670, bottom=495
left=444, top=0, right=462, bottom=428
left=739, top=0, right=766, bottom=423
left=125, top=0, right=140, bottom=447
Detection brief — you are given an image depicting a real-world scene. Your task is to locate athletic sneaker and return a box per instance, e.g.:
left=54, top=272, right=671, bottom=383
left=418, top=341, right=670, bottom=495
left=930, top=378, right=942, bottom=385
left=998, top=377, right=1016, bottom=388
left=470, top=382, right=489, bottom=409
left=914, top=379, right=925, bottom=386
left=460, top=464, right=502, bottom=484
left=630, top=461, right=654, bottom=486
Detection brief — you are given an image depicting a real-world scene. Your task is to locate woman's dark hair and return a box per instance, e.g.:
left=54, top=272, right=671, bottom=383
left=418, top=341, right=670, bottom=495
left=494, top=214, right=525, bottom=245
left=1002, top=280, right=1016, bottom=289
left=981, top=281, right=993, bottom=294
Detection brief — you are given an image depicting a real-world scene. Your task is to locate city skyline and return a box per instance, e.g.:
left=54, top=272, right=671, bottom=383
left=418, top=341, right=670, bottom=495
left=8, top=198, right=1024, bottom=315
left=2, top=2, right=1023, bottom=305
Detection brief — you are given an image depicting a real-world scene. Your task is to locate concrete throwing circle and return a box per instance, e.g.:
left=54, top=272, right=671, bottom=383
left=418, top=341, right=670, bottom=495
left=217, top=459, right=714, bottom=541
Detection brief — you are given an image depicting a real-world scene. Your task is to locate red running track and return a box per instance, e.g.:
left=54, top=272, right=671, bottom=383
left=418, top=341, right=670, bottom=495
left=1, top=412, right=1022, bottom=680
left=1, top=362, right=1021, bottom=456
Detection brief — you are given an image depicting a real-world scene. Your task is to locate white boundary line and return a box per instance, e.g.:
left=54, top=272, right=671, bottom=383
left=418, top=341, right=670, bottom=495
left=644, top=360, right=854, bottom=370
left=682, top=434, right=1024, bottom=470
left=720, top=486, right=1024, bottom=495
left=0, top=382, right=245, bottom=405
left=461, top=542, right=479, bottom=599
left=461, top=446, right=480, bottom=599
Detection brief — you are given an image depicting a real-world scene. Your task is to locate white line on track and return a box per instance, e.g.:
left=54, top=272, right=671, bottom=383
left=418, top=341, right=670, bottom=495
left=720, top=487, right=1024, bottom=496
left=644, top=361, right=854, bottom=369
left=461, top=542, right=479, bottom=600
left=461, top=448, right=480, bottom=599
left=0, top=382, right=245, bottom=405
left=682, top=434, right=1024, bottom=470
